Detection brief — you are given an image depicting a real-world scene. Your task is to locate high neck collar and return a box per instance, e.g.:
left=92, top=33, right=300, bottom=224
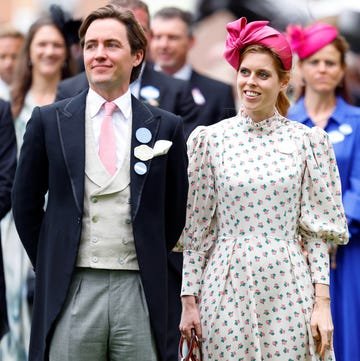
left=238, top=107, right=285, bottom=134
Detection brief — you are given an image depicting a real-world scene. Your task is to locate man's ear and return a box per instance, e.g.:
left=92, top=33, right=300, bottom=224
left=133, top=50, right=144, bottom=67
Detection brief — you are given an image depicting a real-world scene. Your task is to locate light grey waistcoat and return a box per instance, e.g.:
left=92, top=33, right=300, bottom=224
left=76, top=112, right=139, bottom=270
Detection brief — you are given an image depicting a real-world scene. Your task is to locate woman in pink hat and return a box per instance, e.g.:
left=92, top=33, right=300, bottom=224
left=287, top=22, right=360, bottom=361
left=179, top=17, right=348, bottom=360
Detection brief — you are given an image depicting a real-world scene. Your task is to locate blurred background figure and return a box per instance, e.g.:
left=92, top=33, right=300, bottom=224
left=0, top=99, right=17, bottom=343
left=345, top=51, right=360, bottom=106
left=0, top=26, right=24, bottom=101
left=0, top=10, right=76, bottom=361
left=287, top=22, right=360, bottom=361
left=151, top=6, right=236, bottom=136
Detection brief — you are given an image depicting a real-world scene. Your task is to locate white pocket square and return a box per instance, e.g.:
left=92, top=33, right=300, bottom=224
left=134, top=140, right=172, bottom=161
left=153, top=140, right=173, bottom=156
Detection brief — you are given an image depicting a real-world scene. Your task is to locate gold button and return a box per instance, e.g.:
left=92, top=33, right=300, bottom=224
left=92, top=216, right=98, bottom=223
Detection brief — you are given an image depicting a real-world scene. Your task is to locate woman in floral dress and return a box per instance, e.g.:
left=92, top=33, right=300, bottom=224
left=179, top=17, right=349, bottom=361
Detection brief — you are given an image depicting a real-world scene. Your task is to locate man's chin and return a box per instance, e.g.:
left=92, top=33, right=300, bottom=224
left=89, top=77, right=111, bottom=87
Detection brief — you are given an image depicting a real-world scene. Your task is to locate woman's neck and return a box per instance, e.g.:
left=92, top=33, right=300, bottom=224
left=304, top=89, right=336, bottom=129
left=30, top=72, right=61, bottom=106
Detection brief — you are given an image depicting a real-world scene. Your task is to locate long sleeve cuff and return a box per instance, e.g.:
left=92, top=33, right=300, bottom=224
left=181, top=250, right=207, bottom=296
left=306, top=238, right=330, bottom=285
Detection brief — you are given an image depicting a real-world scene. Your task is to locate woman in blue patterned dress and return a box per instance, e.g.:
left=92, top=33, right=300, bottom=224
left=179, top=17, right=349, bottom=361
left=287, top=22, right=360, bottom=361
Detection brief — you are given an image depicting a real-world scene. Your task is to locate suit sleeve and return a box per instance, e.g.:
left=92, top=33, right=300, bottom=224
left=0, top=100, right=17, bottom=220
left=175, top=82, right=200, bottom=138
left=165, top=117, right=189, bottom=251
left=12, top=107, right=48, bottom=267
left=0, top=100, right=15, bottom=339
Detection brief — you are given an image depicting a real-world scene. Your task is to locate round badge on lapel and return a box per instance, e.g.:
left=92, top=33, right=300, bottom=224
left=140, top=86, right=160, bottom=101
left=191, top=87, right=206, bottom=105
left=338, top=124, right=353, bottom=135
left=136, top=127, right=152, bottom=144
left=134, top=161, right=147, bottom=175
left=328, top=130, right=345, bottom=144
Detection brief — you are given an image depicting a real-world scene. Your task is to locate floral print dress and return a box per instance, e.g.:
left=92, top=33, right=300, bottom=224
left=181, top=110, right=348, bottom=361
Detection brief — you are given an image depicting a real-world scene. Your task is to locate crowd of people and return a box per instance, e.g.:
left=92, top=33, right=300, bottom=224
left=0, top=1, right=359, bottom=360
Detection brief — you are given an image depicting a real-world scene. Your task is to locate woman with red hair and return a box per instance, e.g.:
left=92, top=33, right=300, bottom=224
left=179, top=17, right=348, bottom=360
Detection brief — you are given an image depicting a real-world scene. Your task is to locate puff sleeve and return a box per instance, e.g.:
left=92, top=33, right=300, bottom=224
left=181, top=127, right=218, bottom=296
left=299, top=127, right=349, bottom=284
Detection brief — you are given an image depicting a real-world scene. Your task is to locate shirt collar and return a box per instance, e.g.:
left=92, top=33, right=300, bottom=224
left=292, top=96, right=347, bottom=126
left=153, top=63, right=192, bottom=81
left=87, top=87, right=132, bottom=120
left=330, top=97, right=349, bottom=124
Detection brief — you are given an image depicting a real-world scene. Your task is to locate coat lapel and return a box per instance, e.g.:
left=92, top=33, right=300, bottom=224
left=130, top=96, right=160, bottom=220
left=56, top=91, right=87, bottom=214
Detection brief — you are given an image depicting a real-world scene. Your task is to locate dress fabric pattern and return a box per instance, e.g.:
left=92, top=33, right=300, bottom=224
left=181, top=111, right=348, bottom=361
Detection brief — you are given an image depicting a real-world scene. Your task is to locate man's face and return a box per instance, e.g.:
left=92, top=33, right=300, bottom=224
left=150, top=17, right=194, bottom=75
left=0, top=36, right=23, bottom=84
left=83, top=18, right=143, bottom=98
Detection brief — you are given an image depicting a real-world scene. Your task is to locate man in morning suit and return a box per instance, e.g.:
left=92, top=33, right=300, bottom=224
left=0, top=99, right=17, bottom=339
left=12, top=6, right=188, bottom=361
left=151, top=6, right=237, bottom=137
left=57, top=3, right=195, bottom=360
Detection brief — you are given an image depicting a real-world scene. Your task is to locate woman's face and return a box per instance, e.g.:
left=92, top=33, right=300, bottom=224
left=30, top=25, right=66, bottom=78
left=237, top=51, right=288, bottom=122
left=299, top=43, right=344, bottom=95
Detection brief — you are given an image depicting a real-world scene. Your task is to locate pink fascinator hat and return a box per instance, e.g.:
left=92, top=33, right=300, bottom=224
left=224, top=17, right=292, bottom=71
left=286, top=22, right=338, bottom=59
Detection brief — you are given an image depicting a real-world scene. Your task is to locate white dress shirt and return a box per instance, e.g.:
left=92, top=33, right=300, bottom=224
left=154, top=63, right=192, bottom=81
left=0, top=78, right=10, bottom=100
left=86, top=88, right=132, bottom=169
left=129, top=62, right=146, bottom=99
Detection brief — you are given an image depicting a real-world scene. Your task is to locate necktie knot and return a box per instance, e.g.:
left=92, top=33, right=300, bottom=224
left=104, top=101, right=117, bottom=116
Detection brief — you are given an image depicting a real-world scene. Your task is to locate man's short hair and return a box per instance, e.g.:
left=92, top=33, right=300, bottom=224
left=0, top=25, right=24, bottom=40
left=109, top=0, right=149, bottom=16
left=108, top=0, right=150, bottom=33
left=153, top=7, right=194, bottom=37
left=79, top=4, right=147, bottom=83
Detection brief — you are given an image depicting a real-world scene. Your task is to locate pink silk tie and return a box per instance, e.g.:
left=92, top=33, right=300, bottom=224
left=99, top=102, right=117, bottom=175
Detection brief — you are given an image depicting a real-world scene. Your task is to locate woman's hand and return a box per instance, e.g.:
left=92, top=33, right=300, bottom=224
left=310, top=295, right=333, bottom=359
left=179, top=295, right=202, bottom=341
